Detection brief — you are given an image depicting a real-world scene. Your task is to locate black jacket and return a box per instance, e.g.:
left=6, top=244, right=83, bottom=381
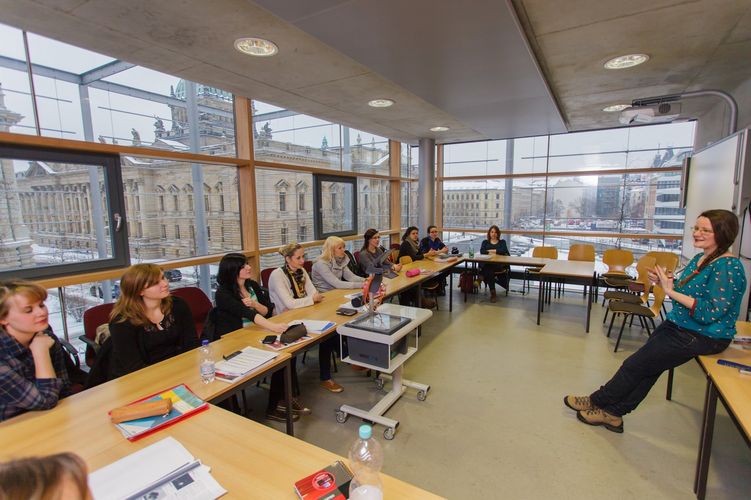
left=214, top=280, right=274, bottom=337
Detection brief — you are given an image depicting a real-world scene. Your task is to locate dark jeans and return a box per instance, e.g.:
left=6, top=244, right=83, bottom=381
left=318, top=335, right=338, bottom=381
left=267, top=356, right=299, bottom=410
left=481, top=263, right=509, bottom=292
left=590, top=321, right=730, bottom=417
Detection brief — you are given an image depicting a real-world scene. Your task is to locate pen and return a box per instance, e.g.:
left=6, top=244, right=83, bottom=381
left=223, top=350, right=242, bottom=361
left=717, top=359, right=751, bottom=371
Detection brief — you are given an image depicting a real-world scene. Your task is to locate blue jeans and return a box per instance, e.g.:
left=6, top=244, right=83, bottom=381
left=590, top=321, right=730, bottom=417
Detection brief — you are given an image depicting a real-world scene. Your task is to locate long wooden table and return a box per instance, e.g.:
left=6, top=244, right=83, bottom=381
left=693, top=322, right=751, bottom=499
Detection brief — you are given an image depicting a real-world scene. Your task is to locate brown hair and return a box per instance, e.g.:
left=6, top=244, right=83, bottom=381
left=0, top=452, right=89, bottom=500
left=0, top=280, right=47, bottom=322
left=487, top=225, right=501, bottom=241
left=677, top=209, right=739, bottom=287
left=361, top=228, right=379, bottom=252
left=111, top=264, right=172, bottom=326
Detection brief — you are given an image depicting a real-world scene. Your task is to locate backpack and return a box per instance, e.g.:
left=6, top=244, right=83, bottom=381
left=458, top=271, right=476, bottom=294
left=85, top=337, right=113, bottom=389
left=200, top=307, right=219, bottom=343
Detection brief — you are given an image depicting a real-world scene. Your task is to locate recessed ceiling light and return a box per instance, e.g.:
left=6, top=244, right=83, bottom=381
left=368, top=99, right=395, bottom=108
left=604, top=54, right=649, bottom=69
left=430, top=126, right=450, bottom=132
left=234, top=37, right=278, bottom=57
left=602, top=104, right=630, bottom=112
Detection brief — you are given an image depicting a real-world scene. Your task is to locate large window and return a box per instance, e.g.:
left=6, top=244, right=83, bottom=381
left=0, top=145, right=127, bottom=280
left=314, top=175, right=357, bottom=240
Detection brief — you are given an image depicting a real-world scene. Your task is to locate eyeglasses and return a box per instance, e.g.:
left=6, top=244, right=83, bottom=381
left=692, top=226, right=714, bottom=234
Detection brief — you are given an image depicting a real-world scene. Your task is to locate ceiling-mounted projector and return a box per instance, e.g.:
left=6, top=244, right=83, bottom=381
left=619, top=103, right=681, bottom=125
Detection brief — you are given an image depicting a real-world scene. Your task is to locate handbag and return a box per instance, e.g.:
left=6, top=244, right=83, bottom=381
left=280, top=323, right=308, bottom=344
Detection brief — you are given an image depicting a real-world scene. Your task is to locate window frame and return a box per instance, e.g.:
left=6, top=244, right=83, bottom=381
left=0, top=144, right=128, bottom=280
left=313, top=174, right=357, bottom=240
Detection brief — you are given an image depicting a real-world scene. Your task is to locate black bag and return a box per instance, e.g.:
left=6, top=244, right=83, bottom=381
left=345, top=250, right=367, bottom=278
left=280, top=323, right=307, bottom=344
left=85, top=337, right=113, bottom=389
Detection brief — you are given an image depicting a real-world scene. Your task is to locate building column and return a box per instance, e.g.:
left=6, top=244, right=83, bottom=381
left=417, top=138, right=435, bottom=232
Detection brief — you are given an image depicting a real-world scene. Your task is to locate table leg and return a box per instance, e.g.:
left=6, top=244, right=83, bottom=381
left=585, top=272, right=594, bottom=333
left=694, top=379, right=718, bottom=499
left=449, top=269, right=453, bottom=311
left=283, top=358, right=294, bottom=436
left=537, top=275, right=543, bottom=325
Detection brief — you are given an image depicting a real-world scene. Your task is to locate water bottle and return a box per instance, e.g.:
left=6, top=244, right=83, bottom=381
left=468, top=240, right=475, bottom=258
left=199, top=340, right=215, bottom=383
left=348, top=425, right=383, bottom=500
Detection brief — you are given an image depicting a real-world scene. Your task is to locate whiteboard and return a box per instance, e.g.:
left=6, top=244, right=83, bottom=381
left=681, top=133, right=740, bottom=263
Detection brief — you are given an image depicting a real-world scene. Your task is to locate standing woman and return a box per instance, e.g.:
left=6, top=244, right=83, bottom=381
left=312, top=236, right=366, bottom=292
left=419, top=225, right=448, bottom=256
left=268, top=243, right=343, bottom=393
left=214, top=253, right=299, bottom=422
left=480, top=225, right=510, bottom=303
left=565, top=209, right=747, bottom=433
left=108, top=264, right=198, bottom=379
left=0, top=280, right=70, bottom=421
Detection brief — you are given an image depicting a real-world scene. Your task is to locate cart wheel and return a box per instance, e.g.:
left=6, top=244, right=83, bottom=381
left=335, top=411, right=348, bottom=424
left=383, top=427, right=396, bottom=440
left=374, top=378, right=385, bottom=390
left=417, top=390, right=427, bottom=401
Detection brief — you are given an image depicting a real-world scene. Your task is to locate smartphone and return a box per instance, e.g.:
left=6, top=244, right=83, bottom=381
left=262, top=335, right=277, bottom=344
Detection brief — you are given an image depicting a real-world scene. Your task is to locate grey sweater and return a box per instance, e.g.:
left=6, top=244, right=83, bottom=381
left=312, top=255, right=365, bottom=292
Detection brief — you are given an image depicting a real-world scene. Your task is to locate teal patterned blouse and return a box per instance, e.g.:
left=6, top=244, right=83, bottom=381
left=666, top=254, right=747, bottom=339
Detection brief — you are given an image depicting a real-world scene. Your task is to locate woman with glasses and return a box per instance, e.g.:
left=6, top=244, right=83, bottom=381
left=214, top=253, right=298, bottom=422
left=268, top=243, right=342, bottom=394
left=0, top=280, right=70, bottom=421
left=565, top=209, right=747, bottom=433
left=358, top=228, right=403, bottom=276
left=108, top=264, right=198, bottom=379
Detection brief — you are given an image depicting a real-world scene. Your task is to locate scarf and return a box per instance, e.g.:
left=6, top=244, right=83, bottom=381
left=406, top=237, right=419, bottom=256
left=283, top=264, right=307, bottom=299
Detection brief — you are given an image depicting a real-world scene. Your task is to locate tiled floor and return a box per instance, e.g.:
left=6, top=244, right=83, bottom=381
left=241, top=286, right=751, bottom=499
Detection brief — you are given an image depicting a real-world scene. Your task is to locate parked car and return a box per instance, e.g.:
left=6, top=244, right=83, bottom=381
left=164, top=269, right=183, bottom=282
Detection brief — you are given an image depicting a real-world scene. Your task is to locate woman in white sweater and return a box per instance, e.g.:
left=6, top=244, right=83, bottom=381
left=312, top=236, right=366, bottom=292
left=268, top=243, right=343, bottom=393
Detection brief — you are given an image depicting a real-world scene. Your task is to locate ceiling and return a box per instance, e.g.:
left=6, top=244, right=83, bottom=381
left=0, top=0, right=749, bottom=144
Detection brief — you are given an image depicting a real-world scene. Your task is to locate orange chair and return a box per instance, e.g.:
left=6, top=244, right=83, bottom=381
left=80, top=303, right=115, bottom=369
left=608, top=285, right=667, bottom=352
left=568, top=243, right=595, bottom=262
left=523, top=246, right=557, bottom=294
left=171, top=287, right=212, bottom=336
left=600, top=249, right=635, bottom=304
left=602, top=255, right=656, bottom=326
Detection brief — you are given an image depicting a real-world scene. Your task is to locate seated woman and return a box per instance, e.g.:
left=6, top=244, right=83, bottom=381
left=398, top=226, right=425, bottom=262
left=565, top=209, right=747, bottom=433
left=214, top=253, right=301, bottom=422
left=268, top=243, right=343, bottom=393
left=312, top=236, right=366, bottom=292
left=0, top=452, right=91, bottom=499
left=0, top=280, right=70, bottom=422
left=480, top=224, right=510, bottom=303
left=359, top=228, right=403, bottom=275
left=108, top=264, right=198, bottom=380
left=418, top=225, right=448, bottom=256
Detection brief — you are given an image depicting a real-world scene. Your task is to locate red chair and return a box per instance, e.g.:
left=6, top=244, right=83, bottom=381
left=81, top=303, right=115, bottom=369
left=303, top=260, right=313, bottom=275
left=171, top=287, right=212, bottom=336
left=260, top=267, right=275, bottom=288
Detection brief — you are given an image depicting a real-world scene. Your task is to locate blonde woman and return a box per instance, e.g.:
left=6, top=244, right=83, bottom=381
left=268, top=243, right=343, bottom=393
left=312, top=236, right=366, bottom=292
left=0, top=280, right=70, bottom=421
left=109, top=264, right=198, bottom=379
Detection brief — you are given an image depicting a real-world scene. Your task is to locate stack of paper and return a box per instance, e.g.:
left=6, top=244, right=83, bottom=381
left=214, top=346, right=278, bottom=383
left=89, top=437, right=226, bottom=500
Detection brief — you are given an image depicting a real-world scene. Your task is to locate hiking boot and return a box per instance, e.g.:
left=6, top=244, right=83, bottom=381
left=576, top=408, right=623, bottom=433
left=265, top=407, right=300, bottom=422
left=278, top=398, right=311, bottom=416
left=564, top=395, right=593, bottom=412
left=490, top=290, right=497, bottom=303
left=320, top=379, right=344, bottom=393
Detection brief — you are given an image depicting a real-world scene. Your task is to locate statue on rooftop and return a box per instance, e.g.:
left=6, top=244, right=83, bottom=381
left=259, top=122, right=272, bottom=140
left=154, top=116, right=165, bottom=138
left=131, top=128, right=141, bottom=146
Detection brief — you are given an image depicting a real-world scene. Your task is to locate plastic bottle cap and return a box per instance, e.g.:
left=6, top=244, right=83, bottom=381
left=358, top=424, right=372, bottom=439
left=201, top=339, right=209, bottom=346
